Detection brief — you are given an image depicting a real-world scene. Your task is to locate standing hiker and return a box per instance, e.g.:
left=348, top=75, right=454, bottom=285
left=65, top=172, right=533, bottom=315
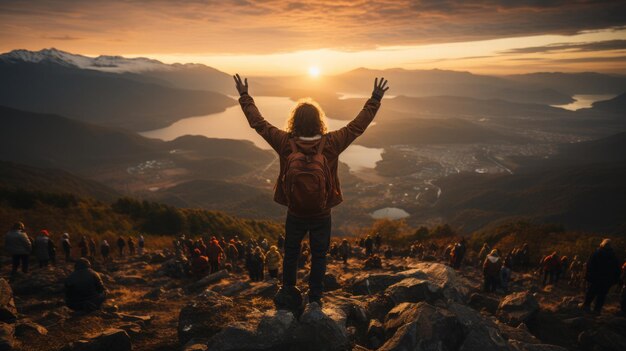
left=234, top=74, right=388, bottom=307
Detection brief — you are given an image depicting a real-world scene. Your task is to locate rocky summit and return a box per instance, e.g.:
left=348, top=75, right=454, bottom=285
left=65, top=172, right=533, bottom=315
left=1, top=250, right=625, bottom=351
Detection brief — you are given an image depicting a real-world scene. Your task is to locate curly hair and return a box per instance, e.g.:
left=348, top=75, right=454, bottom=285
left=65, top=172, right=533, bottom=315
left=285, top=98, right=328, bottom=137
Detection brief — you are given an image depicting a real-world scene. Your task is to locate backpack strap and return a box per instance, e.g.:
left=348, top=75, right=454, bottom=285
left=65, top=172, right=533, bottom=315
left=289, top=138, right=298, bottom=154
left=317, top=136, right=326, bottom=155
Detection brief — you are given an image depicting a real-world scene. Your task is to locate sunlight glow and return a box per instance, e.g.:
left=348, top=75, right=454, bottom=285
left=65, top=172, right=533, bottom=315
left=308, top=66, right=321, bottom=77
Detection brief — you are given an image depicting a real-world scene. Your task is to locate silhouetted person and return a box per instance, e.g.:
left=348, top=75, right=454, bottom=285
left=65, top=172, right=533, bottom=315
left=207, top=237, right=224, bottom=274
left=364, top=235, right=374, bottom=257
left=339, top=239, right=350, bottom=264
left=138, top=235, right=145, bottom=255
left=451, top=237, right=467, bottom=269
left=265, top=245, right=282, bottom=279
left=117, top=236, right=125, bottom=257
left=277, top=234, right=285, bottom=252
left=483, top=249, right=502, bottom=293
left=61, top=233, right=72, bottom=262
left=542, top=251, right=561, bottom=286
left=227, top=240, right=239, bottom=271
left=234, top=74, right=388, bottom=306
left=64, top=258, right=106, bottom=312
left=100, top=240, right=110, bottom=262
left=374, top=233, right=382, bottom=251
left=5, top=222, right=32, bottom=279
left=190, top=248, right=209, bottom=278
left=33, top=230, right=51, bottom=268
left=48, top=232, right=57, bottom=265
left=78, top=236, right=88, bottom=257
left=88, top=237, right=97, bottom=259
left=127, top=237, right=135, bottom=256
left=582, top=239, right=620, bottom=314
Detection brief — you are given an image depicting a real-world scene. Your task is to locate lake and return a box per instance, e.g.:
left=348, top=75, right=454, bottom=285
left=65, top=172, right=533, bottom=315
left=552, top=94, right=616, bottom=111
left=141, top=96, right=383, bottom=172
left=370, top=207, right=410, bottom=220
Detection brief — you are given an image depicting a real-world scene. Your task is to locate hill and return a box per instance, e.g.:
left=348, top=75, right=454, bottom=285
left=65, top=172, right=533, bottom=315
left=0, top=161, right=119, bottom=202
left=506, top=72, right=626, bottom=96
left=590, top=92, right=626, bottom=115
left=355, top=117, right=525, bottom=147
left=0, top=54, right=235, bottom=130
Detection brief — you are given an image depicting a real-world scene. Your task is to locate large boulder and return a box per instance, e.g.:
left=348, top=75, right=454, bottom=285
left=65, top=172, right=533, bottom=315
left=0, top=322, right=15, bottom=351
left=447, top=302, right=512, bottom=351
left=178, top=291, right=259, bottom=345
left=403, top=262, right=469, bottom=301
left=379, top=302, right=464, bottom=351
left=298, top=302, right=351, bottom=351
left=366, top=319, right=384, bottom=350
left=63, top=328, right=131, bottom=351
left=578, top=327, right=626, bottom=351
left=497, top=292, right=539, bottom=326
left=384, top=277, right=442, bottom=304
left=0, top=279, right=17, bottom=323
left=346, top=273, right=405, bottom=296
left=10, top=268, right=67, bottom=295
left=468, top=293, right=500, bottom=314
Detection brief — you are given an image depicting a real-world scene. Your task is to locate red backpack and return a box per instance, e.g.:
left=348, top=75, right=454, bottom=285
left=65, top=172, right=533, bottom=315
left=282, top=136, right=332, bottom=214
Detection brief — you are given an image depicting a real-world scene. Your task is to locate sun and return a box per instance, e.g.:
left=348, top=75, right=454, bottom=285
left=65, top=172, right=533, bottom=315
left=308, top=66, right=321, bottom=78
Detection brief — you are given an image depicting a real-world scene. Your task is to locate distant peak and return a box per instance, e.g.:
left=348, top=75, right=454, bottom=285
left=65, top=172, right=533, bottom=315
left=0, top=48, right=169, bottom=73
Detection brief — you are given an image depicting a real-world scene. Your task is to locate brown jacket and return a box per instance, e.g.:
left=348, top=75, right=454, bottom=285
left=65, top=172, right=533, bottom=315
left=239, top=94, right=381, bottom=218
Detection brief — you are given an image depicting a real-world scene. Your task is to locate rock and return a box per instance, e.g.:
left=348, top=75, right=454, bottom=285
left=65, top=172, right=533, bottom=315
left=578, top=327, right=626, bottom=351
left=0, top=279, right=17, bottom=323
left=364, top=294, right=396, bottom=322
left=242, top=280, right=279, bottom=298
left=494, top=320, right=541, bottom=344
left=379, top=302, right=464, bottom=351
left=10, top=268, right=66, bottom=295
left=114, top=275, right=147, bottom=285
left=497, top=292, right=539, bottom=326
left=0, top=322, right=15, bottom=351
left=447, top=303, right=511, bottom=351
left=207, top=309, right=296, bottom=350
left=183, top=339, right=209, bottom=351
left=159, top=258, right=188, bottom=278
left=178, top=290, right=258, bottom=345
left=384, top=277, right=442, bottom=304
left=324, top=273, right=341, bottom=292
left=142, top=287, right=164, bottom=300
left=299, top=302, right=351, bottom=351
left=404, top=262, right=469, bottom=301
left=553, top=296, right=584, bottom=315
left=149, top=252, right=169, bottom=264
left=14, top=319, right=48, bottom=336
left=64, top=328, right=131, bottom=351
left=509, top=340, right=569, bottom=351
left=188, top=270, right=229, bottom=291
left=212, top=281, right=250, bottom=297
left=366, top=319, right=384, bottom=349
left=469, top=293, right=500, bottom=314
left=117, top=323, right=142, bottom=336
left=115, top=313, right=152, bottom=325
left=346, top=273, right=405, bottom=295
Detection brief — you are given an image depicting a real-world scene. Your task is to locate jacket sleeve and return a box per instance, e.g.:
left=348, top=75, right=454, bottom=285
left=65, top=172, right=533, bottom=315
left=239, top=94, right=288, bottom=152
left=327, top=98, right=380, bottom=154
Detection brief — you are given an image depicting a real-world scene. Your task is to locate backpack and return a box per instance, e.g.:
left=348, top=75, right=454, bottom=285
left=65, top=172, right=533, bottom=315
left=282, top=136, right=332, bottom=214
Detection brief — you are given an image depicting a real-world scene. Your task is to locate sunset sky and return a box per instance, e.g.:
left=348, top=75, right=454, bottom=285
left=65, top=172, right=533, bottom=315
left=1, top=0, right=625, bottom=76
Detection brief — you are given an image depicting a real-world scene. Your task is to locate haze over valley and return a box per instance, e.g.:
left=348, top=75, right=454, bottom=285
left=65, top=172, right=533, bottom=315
left=1, top=48, right=625, bottom=233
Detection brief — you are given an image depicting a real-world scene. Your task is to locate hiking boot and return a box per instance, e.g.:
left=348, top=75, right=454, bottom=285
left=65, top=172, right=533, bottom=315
left=274, top=285, right=303, bottom=312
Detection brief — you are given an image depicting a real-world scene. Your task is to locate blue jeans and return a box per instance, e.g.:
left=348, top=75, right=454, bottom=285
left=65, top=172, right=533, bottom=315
left=283, top=214, right=331, bottom=300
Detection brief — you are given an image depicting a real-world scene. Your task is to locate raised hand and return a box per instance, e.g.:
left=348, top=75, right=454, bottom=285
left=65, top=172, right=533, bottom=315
left=233, top=73, right=249, bottom=96
left=372, top=77, right=389, bottom=100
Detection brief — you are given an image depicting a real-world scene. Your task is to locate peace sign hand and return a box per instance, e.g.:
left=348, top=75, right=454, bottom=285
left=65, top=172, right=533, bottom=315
left=372, top=77, right=389, bottom=101
left=233, top=73, right=249, bottom=96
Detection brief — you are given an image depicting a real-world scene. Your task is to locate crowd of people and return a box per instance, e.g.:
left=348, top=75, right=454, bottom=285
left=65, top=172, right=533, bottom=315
left=172, top=234, right=284, bottom=283
left=4, top=221, right=626, bottom=316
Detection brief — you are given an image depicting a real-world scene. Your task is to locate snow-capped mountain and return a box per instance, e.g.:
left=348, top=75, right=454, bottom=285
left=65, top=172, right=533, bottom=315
left=0, top=48, right=171, bottom=73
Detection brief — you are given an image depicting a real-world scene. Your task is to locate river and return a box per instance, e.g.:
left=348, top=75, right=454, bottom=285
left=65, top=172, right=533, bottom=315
left=140, top=96, right=383, bottom=173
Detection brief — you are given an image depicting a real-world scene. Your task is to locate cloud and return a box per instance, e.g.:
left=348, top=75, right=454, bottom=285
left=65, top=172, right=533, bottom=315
left=502, top=39, right=626, bottom=54
left=42, top=35, right=82, bottom=41
left=0, top=0, right=625, bottom=54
